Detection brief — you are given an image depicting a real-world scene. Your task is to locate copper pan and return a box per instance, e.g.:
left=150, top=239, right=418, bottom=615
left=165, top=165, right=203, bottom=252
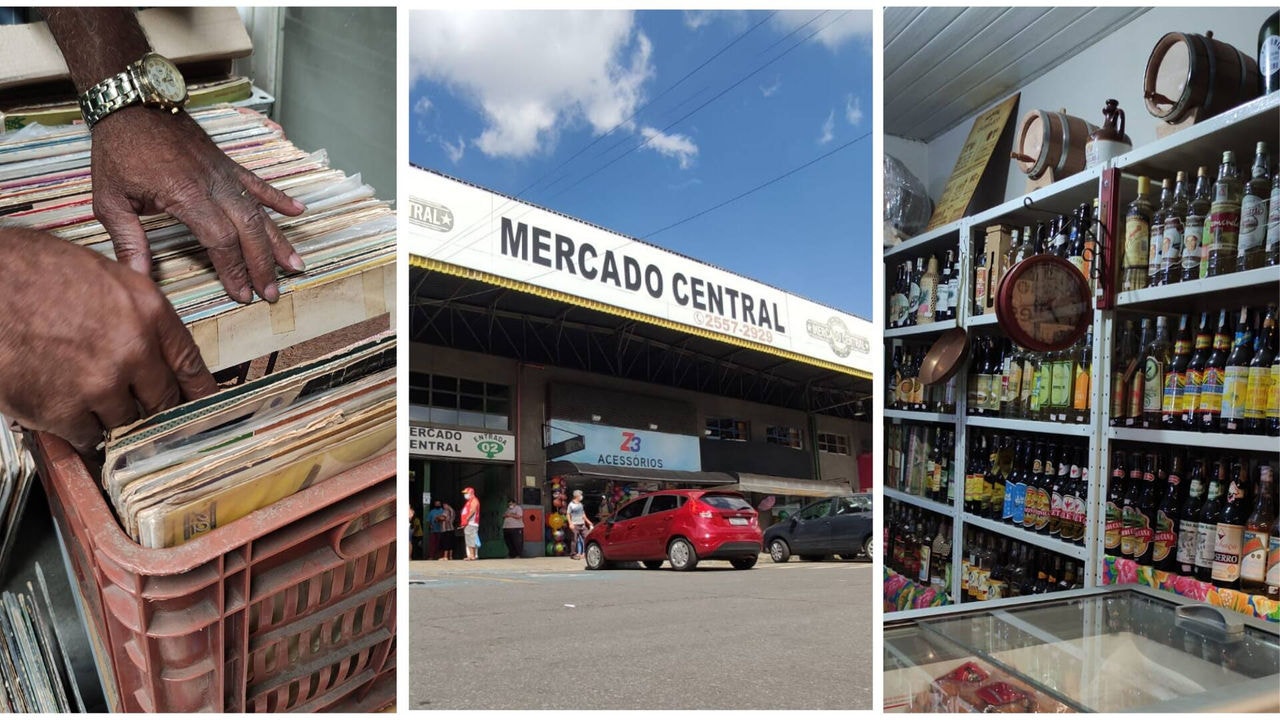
left=918, top=328, right=970, bottom=385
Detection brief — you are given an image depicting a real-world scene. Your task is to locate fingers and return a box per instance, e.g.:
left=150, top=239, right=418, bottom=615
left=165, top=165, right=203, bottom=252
left=237, top=167, right=306, bottom=217
left=227, top=204, right=280, bottom=303
left=165, top=198, right=253, bottom=304
left=61, top=412, right=106, bottom=456
left=148, top=294, right=219, bottom=402
left=95, top=192, right=153, bottom=276
left=266, top=213, right=306, bottom=273
left=92, top=384, right=142, bottom=432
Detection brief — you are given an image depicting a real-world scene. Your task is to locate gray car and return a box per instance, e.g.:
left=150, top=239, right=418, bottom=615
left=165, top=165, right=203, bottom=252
left=763, top=494, right=873, bottom=562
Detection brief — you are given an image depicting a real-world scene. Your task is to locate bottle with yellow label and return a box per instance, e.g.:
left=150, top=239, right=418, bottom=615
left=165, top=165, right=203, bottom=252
left=1123, top=176, right=1154, bottom=291
left=1245, top=304, right=1277, bottom=435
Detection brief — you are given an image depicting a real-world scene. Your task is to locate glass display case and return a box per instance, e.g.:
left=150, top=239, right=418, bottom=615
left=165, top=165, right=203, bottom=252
left=885, top=586, right=1280, bottom=713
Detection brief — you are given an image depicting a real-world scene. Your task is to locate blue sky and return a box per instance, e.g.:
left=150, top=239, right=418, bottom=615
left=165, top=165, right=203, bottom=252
left=408, top=10, right=873, bottom=318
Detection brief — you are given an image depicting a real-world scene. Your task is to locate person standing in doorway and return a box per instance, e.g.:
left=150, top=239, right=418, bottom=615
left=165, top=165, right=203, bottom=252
left=438, top=500, right=457, bottom=561
left=426, top=500, right=446, bottom=560
left=503, top=499, right=524, bottom=559
left=566, top=489, right=593, bottom=560
left=461, top=487, right=481, bottom=561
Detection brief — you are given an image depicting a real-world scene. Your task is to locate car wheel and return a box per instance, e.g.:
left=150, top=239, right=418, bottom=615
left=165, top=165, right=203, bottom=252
left=768, top=538, right=791, bottom=563
left=642, top=560, right=663, bottom=569
left=862, top=536, right=874, bottom=559
left=730, top=556, right=757, bottom=570
left=667, top=538, right=699, bottom=571
left=584, top=542, right=608, bottom=570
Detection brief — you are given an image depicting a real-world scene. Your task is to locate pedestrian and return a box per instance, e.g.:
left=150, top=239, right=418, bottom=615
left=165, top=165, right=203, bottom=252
left=460, top=487, right=481, bottom=561
left=438, top=500, right=456, bottom=561
left=408, top=506, right=423, bottom=560
left=502, top=499, right=524, bottom=559
left=427, top=500, right=445, bottom=560
left=566, top=489, right=593, bottom=560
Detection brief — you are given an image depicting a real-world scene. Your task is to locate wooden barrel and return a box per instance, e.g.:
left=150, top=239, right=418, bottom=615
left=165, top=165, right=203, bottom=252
left=1144, top=31, right=1261, bottom=123
left=1011, top=110, right=1097, bottom=180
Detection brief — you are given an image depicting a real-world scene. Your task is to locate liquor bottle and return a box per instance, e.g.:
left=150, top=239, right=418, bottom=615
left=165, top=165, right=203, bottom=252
left=1128, top=319, right=1152, bottom=425
left=1004, top=344, right=1025, bottom=418
left=1212, top=461, right=1251, bottom=588
left=1205, top=151, right=1244, bottom=277
left=1024, top=442, right=1043, bottom=532
left=972, top=338, right=991, bottom=417
left=987, top=339, right=1007, bottom=416
left=1244, top=305, right=1277, bottom=434
left=1264, top=9, right=1280, bottom=94
left=1183, top=166, right=1213, bottom=282
left=1048, top=445, right=1066, bottom=538
left=917, top=255, right=940, bottom=323
left=1105, top=451, right=1127, bottom=556
left=1067, top=202, right=1091, bottom=279
left=1181, top=312, right=1214, bottom=429
left=973, top=251, right=987, bottom=316
left=1072, top=330, right=1092, bottom=424
left=907, top=259, right=923, bottom=327
left=1028, top=348, right=1047, bottom=421
left=936, top=249, right=955, bottom=322
left=1154, top=452, right=1184, bottom=572
left=930, top=520, right=951, bottom=591
left=1177, top=459, right=1207, bottom=575
left=1111, top=320, right=1135, bottom=426
left=1008, top=439, right=1029, bottom=526
left=1161, top=171, right=1190, bottom=284
left=1132, top=453, right=1159, bottom=565
left=918, top=516, right=933, bottom=585
left=1195, top=461, right=1226, bottom=582
left=1221, top=307, right=1255, bottom=434
left=1142, top=315, right=1171, bottom=428
left=1268, top=166, right=1280, bottom=266
left=1150, top=178, right=1173, bottom=286
left=1271, top=314, right=1280, bottom=438
left=1162, top=314, right=1193, bottom=429
left=1267, top=490, right=1280, bottom=601
left=1197, top=309, right=1233, bottom=432
left=1034, top=443, right=1054, bottom=536
left=1237, top=142, right=1272, bottom=271
left=889, top=263, right=906, bottom=328
left=1121, top=451, right=1144, bottom=560
left=963, top=434, right=982, bottom=515
left=1123, top=176, right=1154, bottom=291
left=1240, top=465, right=1275, bottom=595
left=1052, top=343, right=1074, bottom=422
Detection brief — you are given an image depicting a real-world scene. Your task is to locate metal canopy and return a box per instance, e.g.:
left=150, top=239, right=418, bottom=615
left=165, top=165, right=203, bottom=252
left=728, top=473, right=851, bottom=498
left=409, top=264, right=870, bottom=419
left=546, top=461, right=735, bottom=486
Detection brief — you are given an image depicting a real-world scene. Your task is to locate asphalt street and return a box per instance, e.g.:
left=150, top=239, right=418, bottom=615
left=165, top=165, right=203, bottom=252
left=409, top=555, right=873, bottom=710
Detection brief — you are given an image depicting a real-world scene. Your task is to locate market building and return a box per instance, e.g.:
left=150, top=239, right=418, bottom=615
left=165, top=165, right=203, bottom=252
left=406, top=166, right=874, bottom=558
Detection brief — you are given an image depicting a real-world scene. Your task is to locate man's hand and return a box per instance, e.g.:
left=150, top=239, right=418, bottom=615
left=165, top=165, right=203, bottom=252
left=92, top=106, right=307, bottom=304
left=0, top=228, right=220, bottom=453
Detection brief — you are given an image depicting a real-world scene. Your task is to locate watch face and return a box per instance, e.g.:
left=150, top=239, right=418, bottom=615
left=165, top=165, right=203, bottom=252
left=141, top=55, right=186, bottom=103
left=996, top=254, right=1091, bottom=352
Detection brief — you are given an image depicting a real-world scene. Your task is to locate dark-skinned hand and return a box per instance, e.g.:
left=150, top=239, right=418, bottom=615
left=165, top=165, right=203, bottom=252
left=90, top=105, right=307, bottom=304
left=0, top=227, right=219, bottom=453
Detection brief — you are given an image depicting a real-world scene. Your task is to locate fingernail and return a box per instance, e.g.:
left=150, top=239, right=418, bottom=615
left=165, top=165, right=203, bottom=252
left=288, top=251, right=307, bottom=272
left=292, top=198, right=307, bottom=213
left=237, top=285, right=253, bottom=303
left=264, top=282, right=280, bottom=303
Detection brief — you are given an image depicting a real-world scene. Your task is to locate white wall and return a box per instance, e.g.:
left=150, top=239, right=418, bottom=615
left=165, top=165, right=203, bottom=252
left=897, top=7, right=1272, bottom=205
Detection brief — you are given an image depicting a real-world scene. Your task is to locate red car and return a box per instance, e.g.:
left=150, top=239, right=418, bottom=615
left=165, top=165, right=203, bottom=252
left=582, top=489, right=763, bottom=571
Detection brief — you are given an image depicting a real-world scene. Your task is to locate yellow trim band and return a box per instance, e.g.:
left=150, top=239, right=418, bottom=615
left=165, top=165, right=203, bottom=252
left=409, top=255, right=871, bottom=381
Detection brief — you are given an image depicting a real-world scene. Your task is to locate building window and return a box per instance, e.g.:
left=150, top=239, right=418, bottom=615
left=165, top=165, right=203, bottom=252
left=705, top=417, right=749, bottom=441
left=766, top=426, right=803, bottom=449
left=409, top=372, right=510, bottom=431
left=817, top=432, right=850, bottom=455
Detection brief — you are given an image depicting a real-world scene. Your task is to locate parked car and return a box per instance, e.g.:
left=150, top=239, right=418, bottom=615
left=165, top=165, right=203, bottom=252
left=583, top=489, right=762, bottom=571
left=763, top=494, right=873, bottom=563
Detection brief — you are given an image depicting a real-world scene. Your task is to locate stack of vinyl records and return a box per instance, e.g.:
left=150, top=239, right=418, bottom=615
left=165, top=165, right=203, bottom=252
left=0, top=105, right=395, bottom=325
left=0, top=564, right=84, bottom=712
left=0, top=421, right=37, bottom=576
left=0, top=106, right=396, bottom=548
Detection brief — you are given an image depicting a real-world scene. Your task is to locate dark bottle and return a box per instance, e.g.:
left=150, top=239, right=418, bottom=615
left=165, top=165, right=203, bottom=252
left=1240, top=465, right=1275, bottom=595
left=1067, top=203, right=1091, bottom=279
left=1183, top=166, right=1213, bottom=282
left=1034, top=443, right=1054, bottom=535
left=1111, top=320, right=1135, bottom=426
left=1212, top=461, right=1251, bottom=588
left=1195, top=461, right=1226, bottom=582
left=1123, top=176, right=1154, bottom=291
left=1129, top=319, right=1153, bottom=425
left=1237, top=142, right=1272, bottom=271
left=1132, top=453, right=1160, bottom=565
left=1161, top=171, right=1190, bottom=284
left=1206, top=151, right=1244, bottom=277
left=1121, top=451, right=1144, bottom=560
left=936, top=249, right=955, bottom=322
left=973, top=338, right=992, bottom=417
left=1150, top=178, right=1174, bottom=286
left=889, top=262, right=907, bottom=328
left=907, top=259, right=922, bottom=327
left=1177, top=459, right=1207, bottom=575
left=1221, top=307, right=1255, bottom=434
left=1263, top=10, right=1280, bottom=94
left=973, top=251, right=987, bottom=317
left=1105, top=448, right=1126, bottom=556
left=1048, top=445, right=1066, bottom=538
left=1197, top=309, right=1234, bottom=432
left=1004, top=344, right=1026, bottom=419
left=1162, top=314, right=1193, bottom=429
left=982, top=435, right=1003, bottom=519
left=988, top=339, right=1009, bottom=417
left=1024, top=442, right=1044, bottom=533
left=1154, top=452, right=1184, bottom=572
left=1142, top=316, right=1172, bottom=428
left=1244, top=305, right=1277, bottom=434
left=1008, top=440, right=1030, bottom=527
left=1060, top=447, right=1082, bottom=543
left=1182, top=311, right=1215, bottom=429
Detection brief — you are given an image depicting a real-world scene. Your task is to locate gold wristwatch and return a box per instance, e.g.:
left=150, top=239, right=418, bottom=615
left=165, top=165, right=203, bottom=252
left=78, top=52, right=189, bottom=128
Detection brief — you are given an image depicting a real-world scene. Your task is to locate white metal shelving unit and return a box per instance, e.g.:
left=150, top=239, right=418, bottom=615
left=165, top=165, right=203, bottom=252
left=883, top=89, right=1280, bottom=611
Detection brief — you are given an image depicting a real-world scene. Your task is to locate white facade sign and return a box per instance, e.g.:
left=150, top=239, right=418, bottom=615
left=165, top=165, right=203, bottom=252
left=406, top=168, right=873, bottom=375
left=409, top=424, right=516, bottom=461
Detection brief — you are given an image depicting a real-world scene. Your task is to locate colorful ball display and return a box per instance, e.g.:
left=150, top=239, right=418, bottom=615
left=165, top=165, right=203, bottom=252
left=547, top=513, right=565, bottom=530
left=546, top=542, right=556, bottom=556
left=553, top=542, right=565, bottom=555
left=553, top=529, right=564, bottom=542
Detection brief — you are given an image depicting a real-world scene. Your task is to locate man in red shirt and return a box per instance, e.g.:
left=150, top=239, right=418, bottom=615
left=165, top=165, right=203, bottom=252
left=460, top=487, right=481, bottom=561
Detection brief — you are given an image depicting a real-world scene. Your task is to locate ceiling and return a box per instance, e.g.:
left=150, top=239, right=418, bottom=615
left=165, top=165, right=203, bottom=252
left=884, top=7, right=1150, bottom=142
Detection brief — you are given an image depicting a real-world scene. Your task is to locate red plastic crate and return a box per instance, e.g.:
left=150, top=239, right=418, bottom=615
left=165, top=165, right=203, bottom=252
left=31, top=432, right=396, bottom=713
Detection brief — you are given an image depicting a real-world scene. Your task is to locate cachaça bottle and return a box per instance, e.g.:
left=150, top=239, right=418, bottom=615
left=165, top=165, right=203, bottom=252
left=1183, top=166, right=1213, bottom=282
left=1121, top=451, right=1145, bottom=560
left=1181, top=311, right=1215, bottom=429
left=1150, top=178, right=1174, bottom=286
left=1221, top=307, right=1255, bottom=434
left=1071, top=330, right=1091, bottom=424
left=1124, top=176, right=1154, bottom=291
left=1197, top=309, right=1233, bottom=432
left=1195, top=461, right=1226, bottom=581
left=1205, top=151, right=1244, bottom=277
left=1129, top=319, right=1153, bottom=426
left=1111, top=320, right=1135, bottom=426
left=1177, top=459, right=1207, bottom=575
left=1142, top=316, right=1172, bottom=428
left=1132, top=453, right=1159, bottom=565
left=1160, top=171, right=1190, bottom=284
left=1244, top=304, right=1277, bottom=435
left=1153, top=452, right=1184, bottom=572
left=1237, top=141, right=1272, bottom=271
left=1163, top=314, right=1192, bottom=429
left=1240, top=465, right=1275, bottom=596
left=1211, top=460, right=1251, bottom=588
left=916, top=255, right=940, bottom=324
left=1105, top=451, right=1127, bottom=557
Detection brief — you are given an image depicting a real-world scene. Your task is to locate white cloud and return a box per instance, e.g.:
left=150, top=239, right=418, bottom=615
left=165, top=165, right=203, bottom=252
left=760, top=75, right=782, bottom=98
left=441, top=136, right=465, bottom=164
left=845, top=94, right=863, bottom=126
left=413, top=95, right=432, bottom=117
left=773, top=10, right=872, bottom=51
left=410, top=10, right=695, bottom=167
left=683, top=10, right=715, bottom=30
left=818, top=110, right=835, bottom=145
left=640, top=127, right=698, bottom=169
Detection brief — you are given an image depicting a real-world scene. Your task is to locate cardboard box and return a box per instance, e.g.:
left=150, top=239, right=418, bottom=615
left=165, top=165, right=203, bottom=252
left=980, top=224, right=1014, bottom=313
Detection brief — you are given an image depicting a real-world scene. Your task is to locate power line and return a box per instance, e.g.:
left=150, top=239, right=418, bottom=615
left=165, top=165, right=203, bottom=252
left=642, top=129, right=870, bottom=240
